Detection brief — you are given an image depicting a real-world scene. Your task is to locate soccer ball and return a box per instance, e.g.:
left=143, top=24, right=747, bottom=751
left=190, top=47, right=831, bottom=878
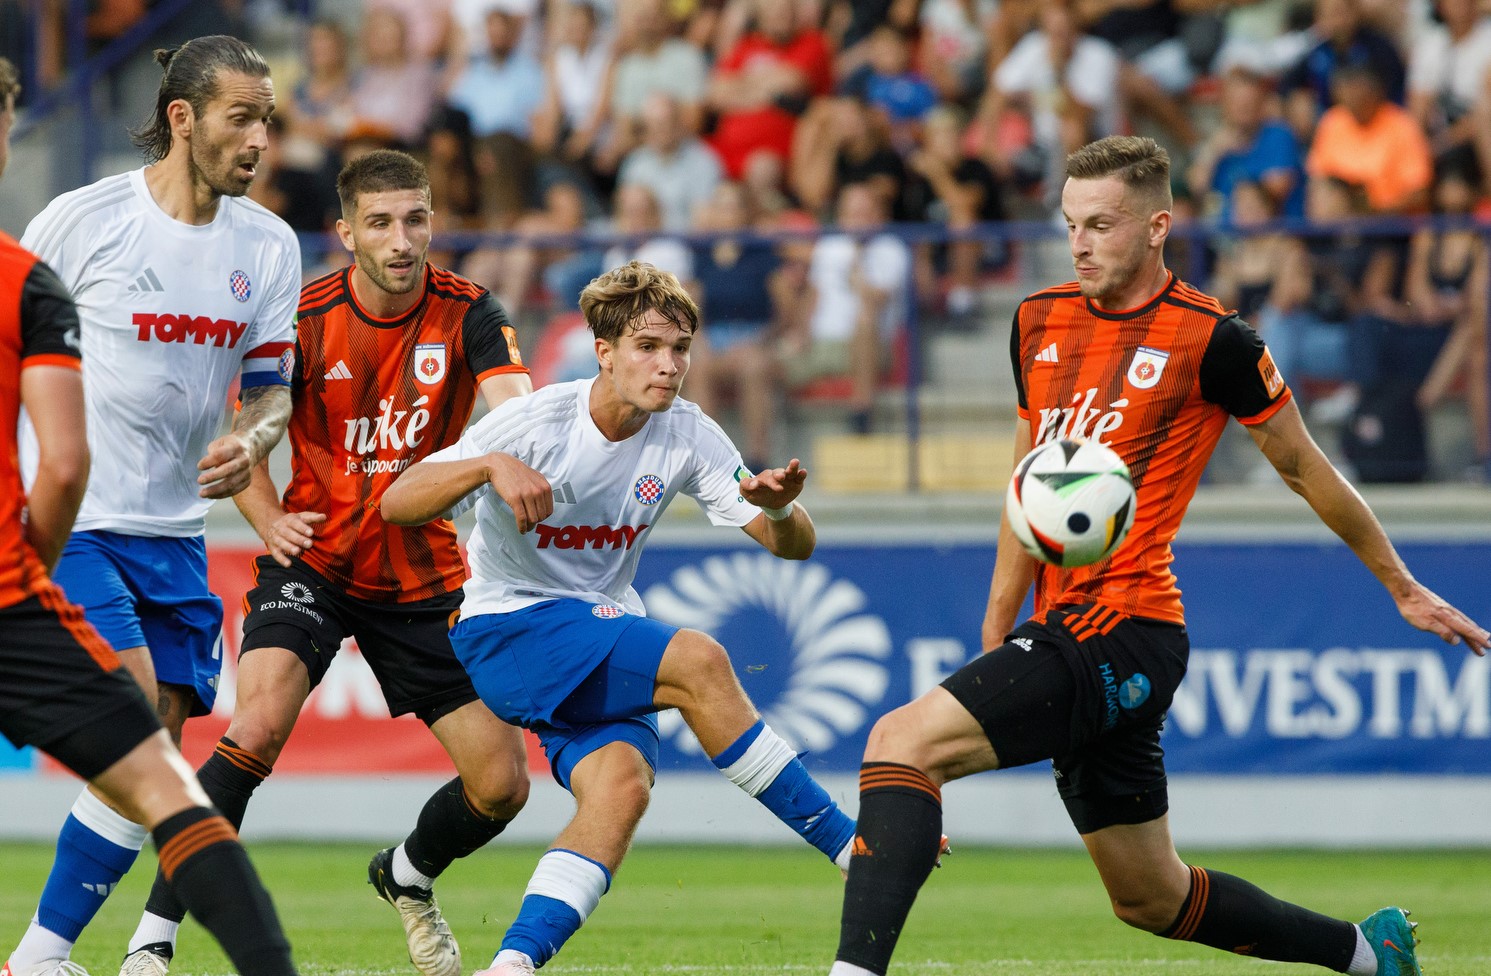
left=1006, top=438, right=1136, bottom=568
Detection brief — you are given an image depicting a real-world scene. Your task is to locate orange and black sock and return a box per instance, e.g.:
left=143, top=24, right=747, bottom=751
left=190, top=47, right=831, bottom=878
left=835, top=762, right=943, bottom=976
left=145, top=737, right=272, bottom=925
left=403, top=776, right=512, bottom=879
left=1161, top=865, right=1356, bottom=971
left=152, top=807, right=296, bottom=976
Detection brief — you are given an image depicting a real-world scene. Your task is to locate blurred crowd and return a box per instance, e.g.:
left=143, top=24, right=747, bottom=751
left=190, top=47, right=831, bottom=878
left=28, top=0, right=1491, bottom=479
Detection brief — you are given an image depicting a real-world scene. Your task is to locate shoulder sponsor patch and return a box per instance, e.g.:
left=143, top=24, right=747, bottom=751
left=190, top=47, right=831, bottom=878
left=1258, top=347, right=1285, bottom=398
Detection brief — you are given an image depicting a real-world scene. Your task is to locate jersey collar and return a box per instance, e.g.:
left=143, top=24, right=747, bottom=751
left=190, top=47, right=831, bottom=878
left=1085, top=271, right=1176, bottom=321
left=344, top=264, right=430, bottom=329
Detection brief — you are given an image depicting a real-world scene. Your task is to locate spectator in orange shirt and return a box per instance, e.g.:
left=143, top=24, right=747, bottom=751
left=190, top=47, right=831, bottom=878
left=1306, top=63, right=1432, bottom=214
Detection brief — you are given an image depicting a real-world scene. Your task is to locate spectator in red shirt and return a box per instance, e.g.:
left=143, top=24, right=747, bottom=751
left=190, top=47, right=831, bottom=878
left=707, top=0, right=834, bottom=179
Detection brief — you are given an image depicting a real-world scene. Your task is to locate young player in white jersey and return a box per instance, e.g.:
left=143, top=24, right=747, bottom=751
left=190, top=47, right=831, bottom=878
left=6, top=36, right=300, bottom=976
left=380, top=262, right=859, bottom=976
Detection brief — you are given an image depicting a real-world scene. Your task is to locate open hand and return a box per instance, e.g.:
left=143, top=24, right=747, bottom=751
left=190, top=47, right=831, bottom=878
left=1398, top=582, right=1490, bottom=655
left=266, top=511, right=327, bottom=568
left=740, top=458, right=807, bottom=510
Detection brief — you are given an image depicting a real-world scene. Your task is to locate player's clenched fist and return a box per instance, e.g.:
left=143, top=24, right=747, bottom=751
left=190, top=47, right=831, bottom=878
left=486, top=452, right=553, bottom=534
left=197, top=433, right=256, bottom=499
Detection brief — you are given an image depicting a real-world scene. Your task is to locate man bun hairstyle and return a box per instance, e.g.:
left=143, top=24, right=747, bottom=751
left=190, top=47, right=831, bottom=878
left=580, top=261, right=699, bottom=342
left=131, top=35, right=271, bottom=163
left=1066, top=135, right=1173, bottom=214
left=336, top=148, right=431, bottom=218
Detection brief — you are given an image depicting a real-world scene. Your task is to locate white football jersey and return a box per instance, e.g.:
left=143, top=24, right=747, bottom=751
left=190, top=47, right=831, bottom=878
left=21, top=168, right=300, bottom=537
left=430, top=378, right=760, bottom=618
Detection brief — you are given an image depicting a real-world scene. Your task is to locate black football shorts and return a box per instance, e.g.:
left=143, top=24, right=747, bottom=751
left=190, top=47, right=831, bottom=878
left=942, top=603, right=1189, bottom=834
left=0, top=588, right=161, bottom=779
left=239, top=556, right=478, bottom=725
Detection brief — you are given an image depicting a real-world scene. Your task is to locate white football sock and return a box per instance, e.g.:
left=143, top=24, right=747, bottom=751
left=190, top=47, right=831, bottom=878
left=392, top=844, right=436, bottom=890
left=524, top=849, right=610, bottom=922
left=716, top=724, right=795, bottom=797
left=127, top=912, right=181, bottom=954
left=8, top=917, right=73, bottom=972
left=828, top=962, right=880, bottom=976
left=1346, top=924, right=1378, bottom=976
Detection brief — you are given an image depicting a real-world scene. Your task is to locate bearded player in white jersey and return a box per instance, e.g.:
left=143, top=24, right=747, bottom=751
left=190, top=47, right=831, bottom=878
left=381, top=261, right=868, bottom=976
left=6, top=36, right=300, bottom=976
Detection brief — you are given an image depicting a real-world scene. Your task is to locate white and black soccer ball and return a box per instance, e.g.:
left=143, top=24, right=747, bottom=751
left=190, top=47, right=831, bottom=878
left=1006, top=438, right=1136, bottom=568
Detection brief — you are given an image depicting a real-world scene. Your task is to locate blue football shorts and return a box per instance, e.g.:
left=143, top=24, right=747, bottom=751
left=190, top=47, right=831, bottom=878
left=450, top=598, right=678, bottom=790
left=52, top=530, right=224, bottom=715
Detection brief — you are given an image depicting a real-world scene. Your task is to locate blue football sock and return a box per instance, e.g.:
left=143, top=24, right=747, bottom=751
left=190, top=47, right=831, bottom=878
left=501, top=850, right=610, bottom=968
left=712, top=720, right=856, bottom=862
left=33, top=789, right=146, bottom=945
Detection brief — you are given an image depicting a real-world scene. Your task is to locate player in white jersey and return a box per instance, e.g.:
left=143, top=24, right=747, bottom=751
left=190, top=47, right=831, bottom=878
left=380, top=261, right=859, bottom=976
left=6, top=36, right=300, bottom=976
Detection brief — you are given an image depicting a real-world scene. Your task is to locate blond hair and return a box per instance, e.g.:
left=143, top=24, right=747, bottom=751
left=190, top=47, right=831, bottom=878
left=1066, top=136, right=1172, bottom=213
left=579, top=261, right=699, bottom=342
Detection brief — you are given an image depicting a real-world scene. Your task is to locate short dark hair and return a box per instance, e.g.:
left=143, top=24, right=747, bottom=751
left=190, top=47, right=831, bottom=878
left=130, top=35, right=271, bottom=163
left=580, top=261, right=699, bottom=342
left=336, top=149, right=431, bottom=218
left=1066, top=135, right=1173, bottom=213
left=0, top=57, right=19, bottom=107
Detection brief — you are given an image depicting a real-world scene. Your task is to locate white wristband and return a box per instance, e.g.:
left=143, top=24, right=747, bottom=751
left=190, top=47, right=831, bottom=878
left=761, top=500, right=795, bottom=521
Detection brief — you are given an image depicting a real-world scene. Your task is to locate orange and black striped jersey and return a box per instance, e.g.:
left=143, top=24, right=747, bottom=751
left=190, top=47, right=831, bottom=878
left=1012, top=272, right=1290, bottom=624
left=283, top=264, right=527, bottom=603
left=0, top=233, right=83, bottom=608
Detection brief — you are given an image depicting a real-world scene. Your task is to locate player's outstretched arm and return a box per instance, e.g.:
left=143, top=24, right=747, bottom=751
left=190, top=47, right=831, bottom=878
left=198, top=384, right=292, bottom=499
left=983, top=420, right=1037, bottom=651
left=234, top=458, right=327, bottom=568
left=1249, top=397, right=1490, bottom=654
left=21, top=365, right=88, bottom=572
left=739, top=459, right=816, bottom=560
left=382, top=452, right=554, bottom=531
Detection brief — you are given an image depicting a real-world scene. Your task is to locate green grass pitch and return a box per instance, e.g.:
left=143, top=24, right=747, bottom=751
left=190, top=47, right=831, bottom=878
left=4, top=843, right=1490, bottom=975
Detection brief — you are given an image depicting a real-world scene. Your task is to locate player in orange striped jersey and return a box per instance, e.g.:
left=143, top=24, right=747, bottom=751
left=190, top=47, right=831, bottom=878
left=828, top=137, right=1489, bottom=976
left=121, top=150, right=535, bottom=976
left=0, top=57, right=299, bottom=976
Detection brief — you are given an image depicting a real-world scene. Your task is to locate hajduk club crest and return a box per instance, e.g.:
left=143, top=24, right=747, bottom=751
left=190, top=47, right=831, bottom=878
left=414, top=343, right=446, bottom=385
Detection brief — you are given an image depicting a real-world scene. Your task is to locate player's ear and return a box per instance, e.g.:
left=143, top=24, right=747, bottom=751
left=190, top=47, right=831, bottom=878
left=335, top=217, right=355, bottom=255
left=1150, top=208, right=1171, bottom=249
left=166, top=98, right=194, bottom=141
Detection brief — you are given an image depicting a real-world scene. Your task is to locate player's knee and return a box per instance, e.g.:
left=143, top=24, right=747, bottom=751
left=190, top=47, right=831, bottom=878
left=465, top=764, right=531, bottom=818
left=864, top=703, right=933, bottom=766
left=223, top=713, right=292, bottom=766
left=670, top=631, right=738, bottom=701
left=1111, top=891, right=1177, bottom=933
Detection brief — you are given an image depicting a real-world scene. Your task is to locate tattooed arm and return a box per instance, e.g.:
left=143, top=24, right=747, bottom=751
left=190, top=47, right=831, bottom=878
left=196, top=384, right=292, bottom=499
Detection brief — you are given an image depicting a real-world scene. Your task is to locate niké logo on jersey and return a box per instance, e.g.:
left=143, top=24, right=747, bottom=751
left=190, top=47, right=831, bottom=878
left=1034, top=387, right=1129, bottom=446
left=133, top=313, right=248, bottom=348
left=344, top=395, right=432, bottom=455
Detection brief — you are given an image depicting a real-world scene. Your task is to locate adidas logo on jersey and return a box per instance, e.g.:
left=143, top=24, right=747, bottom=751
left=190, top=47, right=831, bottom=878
left=1035, top=343, right=1060, bottom=364
left=324, top=360, right=353, bottom=381
left=127, top=268, right=165, bottom=292
left=551, top=481, right=577, bottom=505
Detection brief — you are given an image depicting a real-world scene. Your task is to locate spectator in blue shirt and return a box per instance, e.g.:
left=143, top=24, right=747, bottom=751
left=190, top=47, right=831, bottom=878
left=1189, top=66, right=1306, bottom=224
left=446, top=7, right=545, bottom=140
